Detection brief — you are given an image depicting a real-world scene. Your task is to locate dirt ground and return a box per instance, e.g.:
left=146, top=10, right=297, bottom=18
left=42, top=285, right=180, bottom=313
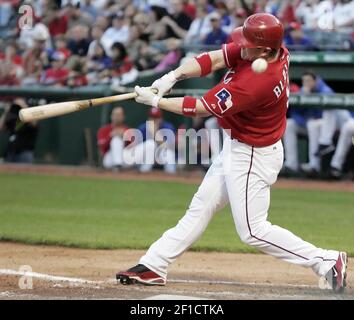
left=0, top=163, right=354, bottom=192
left=0, top=242, right=353, bottom=300
left=0, top=164, right=353, bottom=300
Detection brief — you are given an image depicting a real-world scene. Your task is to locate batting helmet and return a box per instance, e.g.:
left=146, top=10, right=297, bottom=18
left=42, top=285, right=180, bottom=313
left=231, top=13, right=284, bottom=50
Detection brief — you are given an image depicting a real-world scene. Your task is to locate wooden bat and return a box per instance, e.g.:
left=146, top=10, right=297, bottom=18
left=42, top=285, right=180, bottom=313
left=19, top=89, right=157, bottom=122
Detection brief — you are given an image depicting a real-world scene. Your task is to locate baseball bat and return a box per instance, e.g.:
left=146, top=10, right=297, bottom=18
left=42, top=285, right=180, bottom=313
left=19, top=89, right=157, bottom=122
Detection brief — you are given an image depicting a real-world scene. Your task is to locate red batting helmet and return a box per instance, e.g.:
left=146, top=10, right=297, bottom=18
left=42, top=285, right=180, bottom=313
left=231, top=13, right=284, bottom=50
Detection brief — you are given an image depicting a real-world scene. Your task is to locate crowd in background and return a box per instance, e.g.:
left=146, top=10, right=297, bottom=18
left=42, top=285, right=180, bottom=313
left=0, top=0, right=353, bottom=87
left=0, top=0, right=353, bottom=179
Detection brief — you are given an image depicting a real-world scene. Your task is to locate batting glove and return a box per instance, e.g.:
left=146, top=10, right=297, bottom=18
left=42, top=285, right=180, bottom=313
left=151, top=71, right=177, bottom=97
left=135, top=86, right=161, bottom=107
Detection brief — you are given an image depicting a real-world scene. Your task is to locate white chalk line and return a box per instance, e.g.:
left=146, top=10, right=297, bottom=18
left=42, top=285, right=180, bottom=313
left=0, top=268, right=338, bottom=300
left=0, top=268, right=319, bottom=289
left=169, top=278, right=317, bottom=289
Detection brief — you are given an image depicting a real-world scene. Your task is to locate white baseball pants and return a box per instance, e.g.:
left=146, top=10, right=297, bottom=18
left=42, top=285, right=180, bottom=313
left=283, top=118, right=322, bottom=171
left=140, top=135, right=339, bottom=279
left=331, top=119, right=354, bottom=170
left=319, top=110, right=351, bottom=145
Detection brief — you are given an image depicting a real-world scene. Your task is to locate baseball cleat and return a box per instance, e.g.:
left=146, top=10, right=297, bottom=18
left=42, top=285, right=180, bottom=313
left=116, top=264, right=166, bottom=286
left=325, top=252, right=348, bottom=293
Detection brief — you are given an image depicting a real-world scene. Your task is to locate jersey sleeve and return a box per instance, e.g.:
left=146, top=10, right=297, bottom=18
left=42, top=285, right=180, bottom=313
left=221, top=42, right=241, bottom=68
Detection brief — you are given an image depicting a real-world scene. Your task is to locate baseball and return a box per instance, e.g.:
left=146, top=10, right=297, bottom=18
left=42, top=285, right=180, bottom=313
left=252, top=58, right=268, bottom=73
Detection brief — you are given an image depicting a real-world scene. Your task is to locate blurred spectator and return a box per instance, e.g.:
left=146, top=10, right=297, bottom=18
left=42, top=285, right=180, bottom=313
left=124, top=2, right=138, bottom=23
left=65, top=2, right=93, bottom=29
left=97, top=106, right=131, bottom=170
left=148, top=5, right=170, bottom=40
left=137, top=107, right=176, bottom=174
left=277, top=0, right=298, bottom=26
left=296, top=0, right=354, bottom=31
left=195, top=0, right=214, bottom=13
left=0, top=42, right=23, bottom=80
left=204, top=12, right=229, bottom=46
left=67, top=25, right=90, bottom=57
left=86, top=42, right=112, bottom=84
left=80, top=0, right=99, bottom=20
left=234, top=8, right=248, bottom=27
left=87, top=25, right=104, bottom=57
left=95, top=15, right=110, bottom=31
left=0, top=0, right=17, bottom=27
left=129, top=29, right=163, bottom=71
left=183, top=0, right=197, bottom=20
left=22, top=30, right=49, bottom=85
left=40, top=51, right=69, bottom=86
left=214, top=1, right=235, bottom=34
left=283, top=72, right=324, bottom=176
left=284, top=22, right=315, bottom=50
left=0, top=59, right=19, bottom=87
left=0, top=98, right=38, bottom=163
left=52, top=35, right=71, bottom=59
left=184, top=5, right=211, bottom=45
left=44, top=4, right=69, bottom=37
left=161, top=0, right=192, bottom=39
left=101, top=11, right=130, bottom=55
left=110, top=42, right=138, bottom=86
left=0, top=0, right=19, bottom=39
left=65, top=56, right=88, bottom=87
left=19, top=22, right=51, bottom=51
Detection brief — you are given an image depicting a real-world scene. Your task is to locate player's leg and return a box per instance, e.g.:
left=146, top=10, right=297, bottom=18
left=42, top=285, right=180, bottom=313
left=108, top=136, right=125, bottom=167
left=303, top=119, right=322, bottom=172
left=126, top=139, right=156, bottom=172
left=283, top=118, right=300, bottom=172
left=117, top=152, right=229, bottom=284
left=156, top=146, right=177, bottom=174
left=224, top=138, right=341, bottom=285
left=330, top=119, right=354, bottom=174
left=318, top=110, right=351, bottom=156
left=102, top=151, right=114, bottom=169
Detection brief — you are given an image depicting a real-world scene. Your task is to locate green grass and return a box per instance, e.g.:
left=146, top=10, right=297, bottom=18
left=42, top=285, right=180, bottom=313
left=0, top=172, right=353, bottom=255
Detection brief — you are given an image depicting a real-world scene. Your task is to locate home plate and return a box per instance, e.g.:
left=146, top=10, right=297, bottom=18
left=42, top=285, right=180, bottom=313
left=144, top=294, right=208, bottom=300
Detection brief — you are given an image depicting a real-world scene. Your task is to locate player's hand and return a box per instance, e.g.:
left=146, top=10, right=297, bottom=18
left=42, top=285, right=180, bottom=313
left=135, top=86, right=161, bottom=107
left=151, top=71, right=177, bottom=97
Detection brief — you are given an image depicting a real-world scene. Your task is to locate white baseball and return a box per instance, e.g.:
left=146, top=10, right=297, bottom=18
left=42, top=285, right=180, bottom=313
left=251, top=58, right=268, bottom=74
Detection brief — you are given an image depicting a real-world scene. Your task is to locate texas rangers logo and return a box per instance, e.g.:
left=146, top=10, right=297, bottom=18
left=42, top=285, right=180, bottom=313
left=215, top=88, right=233, bottom=113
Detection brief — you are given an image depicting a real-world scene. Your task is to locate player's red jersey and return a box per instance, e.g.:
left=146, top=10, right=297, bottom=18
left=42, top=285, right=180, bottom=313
left=201, top=43, right=290, bottom=147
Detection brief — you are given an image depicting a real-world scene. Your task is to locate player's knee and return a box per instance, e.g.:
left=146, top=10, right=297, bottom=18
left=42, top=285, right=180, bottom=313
left=343, top=120, right=354, bottom=133
left=237, top=221, right=270, bottom=246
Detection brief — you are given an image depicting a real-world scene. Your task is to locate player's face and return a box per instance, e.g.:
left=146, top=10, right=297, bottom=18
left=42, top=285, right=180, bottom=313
left=111, top=108, right=125, bottom=126
left=302, top=75, right=317, bottom=92
left=241, top=47, right=268, bottom=61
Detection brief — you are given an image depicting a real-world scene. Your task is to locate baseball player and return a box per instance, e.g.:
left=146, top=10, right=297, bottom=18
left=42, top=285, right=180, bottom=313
left=117, top=13, right=347, bottom=292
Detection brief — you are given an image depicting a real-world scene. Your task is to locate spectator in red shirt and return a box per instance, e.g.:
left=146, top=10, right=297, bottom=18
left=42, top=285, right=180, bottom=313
left=44, top=5, right=68, bottom=37
left=40, top=51, right=69, bottom=86
left=97, top=106, right=131, bottom=170
left=0, top=42, right=23, bottom=80
left=111, top=42, right=138, bottom=86
left=66, top=56, right=88, bottom=87
left=22, top=31, right=49, bottom=85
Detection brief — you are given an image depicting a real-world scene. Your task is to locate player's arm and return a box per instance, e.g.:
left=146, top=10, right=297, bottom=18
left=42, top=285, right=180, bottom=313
left=151, top=50, right=226, bottom=97
left=135, top=86, right=211, bottom=117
